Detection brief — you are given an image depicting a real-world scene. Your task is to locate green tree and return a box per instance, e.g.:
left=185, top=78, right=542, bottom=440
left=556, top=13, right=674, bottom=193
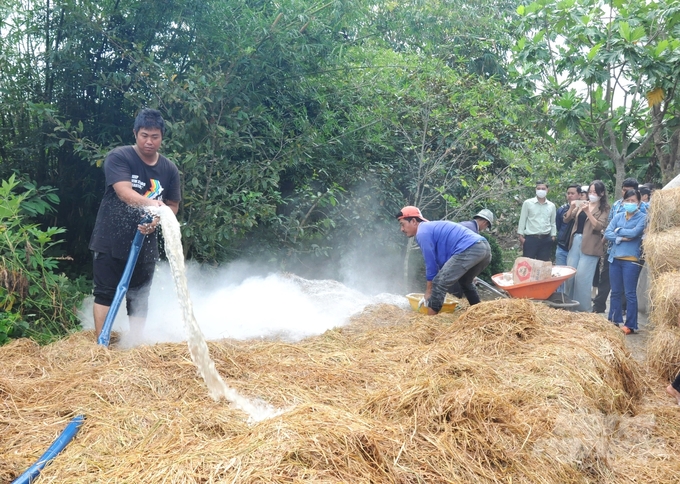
left=513, top=0, right=680, bottom=189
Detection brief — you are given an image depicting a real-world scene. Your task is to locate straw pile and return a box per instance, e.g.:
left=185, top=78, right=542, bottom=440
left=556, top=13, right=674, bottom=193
left=646, top=187, right=680, bottom=233
left=646, top=272, right=680, bottom=379
left=641, top=230, right=680, bottom=277
left=3, top=299, right=680, bottom=482
left=643, top=186, right=680, bottom=381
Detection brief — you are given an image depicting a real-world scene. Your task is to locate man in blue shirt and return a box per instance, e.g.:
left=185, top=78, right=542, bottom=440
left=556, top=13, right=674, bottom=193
left=397, top=206, right=492, bottom=315
left=459, top=209, right=494, bottom=234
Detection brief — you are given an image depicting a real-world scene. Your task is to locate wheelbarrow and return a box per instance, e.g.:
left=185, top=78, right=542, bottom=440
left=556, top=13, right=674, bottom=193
left=489, top=265, right=579, bottom=309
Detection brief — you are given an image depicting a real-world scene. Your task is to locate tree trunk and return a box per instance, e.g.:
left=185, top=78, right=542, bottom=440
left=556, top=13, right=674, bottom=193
left=651, top=105, right=680, bottom=185
left=660, top=127, right=680, bottom=185
left=613, top=155, right=625, bottom=195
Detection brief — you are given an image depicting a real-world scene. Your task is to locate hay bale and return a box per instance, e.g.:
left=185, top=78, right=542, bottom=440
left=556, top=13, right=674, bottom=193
left=647, top=187, right=680, bottom=233
left=649, top=271, right=680, bottom=329
left=646, top=323, right=680, bottom=380
left=1, top=299, right=676, bottom=483
left=643, top=229, right=680, bottom=276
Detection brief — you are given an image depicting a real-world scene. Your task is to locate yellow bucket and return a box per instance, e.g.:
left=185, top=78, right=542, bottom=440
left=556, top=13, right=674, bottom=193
left=405, top=293, right=458, bottom=314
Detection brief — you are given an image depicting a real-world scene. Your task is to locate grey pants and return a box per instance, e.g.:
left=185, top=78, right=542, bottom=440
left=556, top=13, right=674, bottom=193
left=429, top=239, right=492, bottom=311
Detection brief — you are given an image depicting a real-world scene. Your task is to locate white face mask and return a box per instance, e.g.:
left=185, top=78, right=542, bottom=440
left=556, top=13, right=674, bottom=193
left=589, top=194, right=600, bottom=203
left=536, top=189, right=547, bottom=199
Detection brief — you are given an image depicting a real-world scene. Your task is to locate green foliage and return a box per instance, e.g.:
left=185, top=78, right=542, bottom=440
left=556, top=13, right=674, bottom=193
left=479, top=232, right=506, bottom=282
left=0, top=174, right=86, bottom=344
left=512, top=0, right=680, bottom=188
left=0, top=0, right=594, bottom=296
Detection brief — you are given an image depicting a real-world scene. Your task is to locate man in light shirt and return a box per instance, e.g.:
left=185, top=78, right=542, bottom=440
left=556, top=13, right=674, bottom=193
left=517, top=181, right=556, bottom=261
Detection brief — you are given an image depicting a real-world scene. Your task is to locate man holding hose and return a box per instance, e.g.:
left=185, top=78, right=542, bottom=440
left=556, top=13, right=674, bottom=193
left=89, top=108, right=181, bottom=338
left=397, top=206, right=491, bottom=314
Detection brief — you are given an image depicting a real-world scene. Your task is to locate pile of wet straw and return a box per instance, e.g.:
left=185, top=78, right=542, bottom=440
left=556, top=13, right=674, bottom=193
left=643, top=187, right=680, bottom=381
left=3, top=298, right=680, bottom=482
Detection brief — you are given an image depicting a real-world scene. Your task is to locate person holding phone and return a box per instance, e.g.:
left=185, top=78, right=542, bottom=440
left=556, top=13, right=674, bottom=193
left=563, top=180, right=610, bottom=312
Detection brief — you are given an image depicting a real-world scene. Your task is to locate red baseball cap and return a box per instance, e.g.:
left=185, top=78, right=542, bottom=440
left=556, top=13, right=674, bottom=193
left=397, top=206, right=428, bottom=221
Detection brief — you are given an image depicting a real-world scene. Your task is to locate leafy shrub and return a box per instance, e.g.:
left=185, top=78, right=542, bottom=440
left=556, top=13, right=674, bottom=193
left=479, top=232, right=506, bottom=282
left=0, top=175, right=87, bottom=344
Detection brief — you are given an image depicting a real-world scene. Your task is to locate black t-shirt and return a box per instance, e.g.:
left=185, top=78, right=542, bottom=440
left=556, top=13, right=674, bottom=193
left=575, top=210, right=587, bottom=235
left=89, top=146, right=181, bottom=263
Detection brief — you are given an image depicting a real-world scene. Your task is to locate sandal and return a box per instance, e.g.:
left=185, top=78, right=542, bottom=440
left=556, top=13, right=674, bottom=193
left=621, top=326, right=635, bottom=335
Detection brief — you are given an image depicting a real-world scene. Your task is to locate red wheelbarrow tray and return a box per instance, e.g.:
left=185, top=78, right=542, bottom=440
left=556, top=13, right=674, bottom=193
left=491, top=266, right=577, bottom=300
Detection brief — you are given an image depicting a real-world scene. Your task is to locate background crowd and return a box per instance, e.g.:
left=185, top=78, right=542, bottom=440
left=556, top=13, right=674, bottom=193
left=517, top=179, right=652, bottom=335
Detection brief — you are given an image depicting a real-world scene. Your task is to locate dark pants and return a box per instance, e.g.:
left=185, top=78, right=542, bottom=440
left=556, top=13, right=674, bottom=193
left=522, top=235, right=553, bottom=261
left=93, top=251, right=155, bottom=319
left=673, top=373, right=680, bottom=392
left=429, top=239, right=492, bottom=311
left=592, top=257, right=610, bottom=313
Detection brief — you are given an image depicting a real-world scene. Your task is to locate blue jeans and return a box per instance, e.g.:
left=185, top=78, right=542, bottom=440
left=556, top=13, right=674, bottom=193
left=608, top=258, right=642, bottom=330
left=555, top=245, right=569, bottom=292
left=565, top=234, right=600, bottom=312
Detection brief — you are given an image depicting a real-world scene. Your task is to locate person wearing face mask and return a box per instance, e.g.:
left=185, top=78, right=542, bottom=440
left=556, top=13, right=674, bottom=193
left=517, top=182, right=556, bottom=261
left=563, top=180, right=610, bottom=312
left=603, top=188, right=646, bottom=334
left=592, top=178, right=647, bottom=313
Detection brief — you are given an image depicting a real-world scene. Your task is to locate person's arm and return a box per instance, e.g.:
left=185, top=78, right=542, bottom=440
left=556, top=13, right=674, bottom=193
left=415, top=228, right=439, bottom=283
left=113, top=181, right=165, bottom=209
left=113, top=182, right=175, bottom=234
left=587, top=205, right=607, bottom=232
left=424, top=280, right=433, bottom=300
left=617, top=213, right=647, bottom=239
left=164, top=199, right=180, bottom=215
left=563, top=201, right=578, bottom=222
left=604, top=216, right=619, bottom=242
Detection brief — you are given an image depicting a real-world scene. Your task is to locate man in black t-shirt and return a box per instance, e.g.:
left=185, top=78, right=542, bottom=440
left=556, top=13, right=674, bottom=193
left=89, top=108, right=181, bottom=339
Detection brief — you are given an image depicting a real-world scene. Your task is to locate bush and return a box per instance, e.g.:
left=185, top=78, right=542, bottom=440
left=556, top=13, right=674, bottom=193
left=0, top=175, right=87, bottom=344
left=479, top=232, right=506, bottom=282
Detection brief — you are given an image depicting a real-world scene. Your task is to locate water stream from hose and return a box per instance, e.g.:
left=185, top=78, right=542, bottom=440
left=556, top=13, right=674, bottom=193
left=157, top=206, right=282, bottom=422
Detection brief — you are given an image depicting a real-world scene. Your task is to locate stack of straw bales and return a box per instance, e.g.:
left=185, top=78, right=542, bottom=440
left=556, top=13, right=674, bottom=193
left=3, top=299, right=680, bottom=482
left=643, top=188, right=680, bottom=379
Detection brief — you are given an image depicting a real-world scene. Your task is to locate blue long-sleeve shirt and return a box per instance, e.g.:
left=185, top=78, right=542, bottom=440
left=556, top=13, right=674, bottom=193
left=604, top=210, right=647, bottom=263
left=415, top=221, right=484, bottom=281
left=605, top=200, right=648, bottom=254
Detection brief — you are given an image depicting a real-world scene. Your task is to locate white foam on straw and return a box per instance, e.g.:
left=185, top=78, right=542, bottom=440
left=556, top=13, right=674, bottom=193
left=78, top=206, right=408, bottom=422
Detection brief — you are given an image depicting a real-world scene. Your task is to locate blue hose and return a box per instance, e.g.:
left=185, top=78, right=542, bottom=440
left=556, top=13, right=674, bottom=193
left=12, top=415, right=85, bottom=484
left=97, top=214, right=154, bottom=347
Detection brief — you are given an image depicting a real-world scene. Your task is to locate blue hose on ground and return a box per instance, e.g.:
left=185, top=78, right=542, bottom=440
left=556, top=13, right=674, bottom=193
left=12, top=414, right=85, bottom=484
left=97, top=214, right=154, bottom=347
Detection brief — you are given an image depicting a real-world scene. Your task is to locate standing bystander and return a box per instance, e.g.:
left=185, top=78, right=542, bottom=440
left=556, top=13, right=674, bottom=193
left=89, top=108, right=181, bottom=339
left=556, top=185, right=581, bottom=266
left=563, top=180, right=609, bottom=312
left=592, top=178, right=646, bottom=313
left=517, top=182, right=557, bottom=261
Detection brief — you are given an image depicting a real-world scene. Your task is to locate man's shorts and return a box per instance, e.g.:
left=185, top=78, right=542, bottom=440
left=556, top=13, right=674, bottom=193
left=92, top=251, right=156, bottom=318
